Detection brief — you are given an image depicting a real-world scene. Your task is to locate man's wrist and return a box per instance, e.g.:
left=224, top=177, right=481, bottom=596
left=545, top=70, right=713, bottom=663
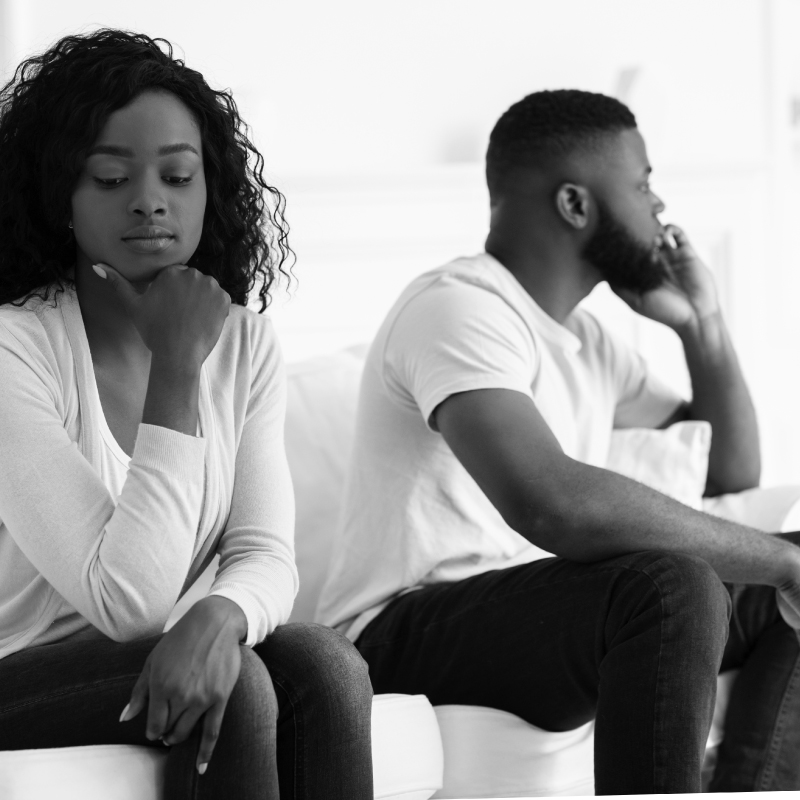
left=769, top=539, right=800, bottom=590
left=675, top=308, right=726, bottom=350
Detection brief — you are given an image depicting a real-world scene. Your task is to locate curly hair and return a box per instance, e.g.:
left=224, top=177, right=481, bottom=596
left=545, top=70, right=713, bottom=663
left=0, top=28, right=292, bottom=310
left=486, top=89, right=637, bottom=194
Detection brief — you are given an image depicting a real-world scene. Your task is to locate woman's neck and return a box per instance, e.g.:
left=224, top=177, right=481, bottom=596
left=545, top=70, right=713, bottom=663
left=74, top=260, right=151, bottom=368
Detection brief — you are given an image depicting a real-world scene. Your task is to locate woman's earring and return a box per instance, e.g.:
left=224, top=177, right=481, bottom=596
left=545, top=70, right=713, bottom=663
left=68, top=220, right=73, bottom=229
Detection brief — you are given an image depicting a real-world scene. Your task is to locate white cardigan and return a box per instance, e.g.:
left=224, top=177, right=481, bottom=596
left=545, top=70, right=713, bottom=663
left=0, top=287, right=297, bottom=659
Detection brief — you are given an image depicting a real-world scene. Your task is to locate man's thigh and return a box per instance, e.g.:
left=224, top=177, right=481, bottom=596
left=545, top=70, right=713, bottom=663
left=0, top=634, right=160, bottom=750
left=356, top=550, right=699, bottom=732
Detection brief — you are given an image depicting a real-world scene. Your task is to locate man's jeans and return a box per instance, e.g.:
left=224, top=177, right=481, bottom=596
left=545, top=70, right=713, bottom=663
left=357, top=546, right=800, bottom=794
left=0, top=623, right=374, bottom=799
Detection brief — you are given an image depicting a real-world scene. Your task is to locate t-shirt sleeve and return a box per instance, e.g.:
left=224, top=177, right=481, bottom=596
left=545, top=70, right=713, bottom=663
left=384, top=275, right=537, bottom=429
left=602, top=321, right=687, bottom=429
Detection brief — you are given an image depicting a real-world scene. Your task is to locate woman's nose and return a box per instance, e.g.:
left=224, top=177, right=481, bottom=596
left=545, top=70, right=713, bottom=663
left=128, top=178, right=167, bottom=217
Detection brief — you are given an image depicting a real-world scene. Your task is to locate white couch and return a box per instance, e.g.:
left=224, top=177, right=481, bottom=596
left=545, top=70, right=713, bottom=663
left=3, top=346, right=799, bottom=799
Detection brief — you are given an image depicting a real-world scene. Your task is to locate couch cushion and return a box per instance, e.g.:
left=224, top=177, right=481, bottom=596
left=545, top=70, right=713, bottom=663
left=433, top=709, right=594, bottom=798
left=605, top=420, right=711, bottom=510
left=284, top=346, right=366, bottom=623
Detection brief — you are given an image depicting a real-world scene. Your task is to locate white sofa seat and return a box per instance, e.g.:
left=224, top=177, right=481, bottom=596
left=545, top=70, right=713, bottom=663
left=0, top=693, right=443, bottom=800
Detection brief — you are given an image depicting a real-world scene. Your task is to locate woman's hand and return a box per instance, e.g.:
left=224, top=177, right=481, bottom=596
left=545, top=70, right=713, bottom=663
left=94, top=262, right=231, bottom=369
left=120, top=596, right=247, bottom=774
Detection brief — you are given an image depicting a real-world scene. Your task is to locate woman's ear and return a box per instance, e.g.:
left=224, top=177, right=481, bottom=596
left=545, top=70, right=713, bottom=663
left=555, top=183, right=592, bottom=230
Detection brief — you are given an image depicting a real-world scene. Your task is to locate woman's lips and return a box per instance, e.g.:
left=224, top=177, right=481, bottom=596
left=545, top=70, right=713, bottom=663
left=121, top=236, right=174, bottom=254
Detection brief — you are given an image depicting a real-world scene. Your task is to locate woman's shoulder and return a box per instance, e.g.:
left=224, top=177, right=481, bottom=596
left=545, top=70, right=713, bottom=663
left=0, top=289, right=69, bottom=355
left=210, top=303, right=282, bottom=381
left=219, top=304, right=278, bottom=355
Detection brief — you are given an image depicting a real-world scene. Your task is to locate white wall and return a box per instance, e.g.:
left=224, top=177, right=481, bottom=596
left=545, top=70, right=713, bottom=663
left=2, top=0, right=800, bottom=486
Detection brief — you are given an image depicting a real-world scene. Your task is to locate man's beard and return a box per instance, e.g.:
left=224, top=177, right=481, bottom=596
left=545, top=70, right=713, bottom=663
left=582, top=202, right=669, bottom=293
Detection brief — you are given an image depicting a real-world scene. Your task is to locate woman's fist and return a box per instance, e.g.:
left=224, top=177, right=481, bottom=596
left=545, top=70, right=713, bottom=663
left=94, top=262, right=231, bottom=367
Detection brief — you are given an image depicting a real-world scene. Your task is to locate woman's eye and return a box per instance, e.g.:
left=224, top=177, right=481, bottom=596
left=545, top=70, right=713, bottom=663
left=640, top=183, right=651, bottom=194
left=164, top=176, right=192, bottom=186
left=94, top=177, right=126, bottom=187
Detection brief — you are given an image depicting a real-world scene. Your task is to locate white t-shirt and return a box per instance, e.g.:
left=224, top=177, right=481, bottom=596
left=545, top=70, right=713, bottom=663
left=316, top=253, right=684, bottom=640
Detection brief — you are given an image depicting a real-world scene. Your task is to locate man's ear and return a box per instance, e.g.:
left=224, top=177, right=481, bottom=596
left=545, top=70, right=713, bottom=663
left=555, top=183, right=592, bottom=230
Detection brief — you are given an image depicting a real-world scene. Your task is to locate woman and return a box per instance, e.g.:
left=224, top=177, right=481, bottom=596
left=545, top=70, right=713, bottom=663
left=0, top=29, right=373, bottom=799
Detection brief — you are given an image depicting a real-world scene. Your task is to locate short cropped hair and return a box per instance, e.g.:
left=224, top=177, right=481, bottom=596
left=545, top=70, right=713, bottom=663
left=486, top=89, right=636, bottom=193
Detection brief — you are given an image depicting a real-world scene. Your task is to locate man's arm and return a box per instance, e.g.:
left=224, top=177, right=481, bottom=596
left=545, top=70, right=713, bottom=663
left=434, top=387, right=800, bottom=605
left=679, top=311, right=760, bottom=495
left=616, top=225, right=760, bottom=496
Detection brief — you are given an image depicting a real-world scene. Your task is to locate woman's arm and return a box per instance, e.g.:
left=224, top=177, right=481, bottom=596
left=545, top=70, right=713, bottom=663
left=206, top=317, right=298, bottom=645
left=0, top=265, right=231, bottom=640
left=119, top=316, right=298, bottom=774
left=0, top=321, right=206, bottom=639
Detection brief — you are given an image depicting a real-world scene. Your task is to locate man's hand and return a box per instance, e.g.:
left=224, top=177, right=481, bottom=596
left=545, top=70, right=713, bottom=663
left=614, top=225, right=720, bottom=333
left=613, top=224, right=760, bottom=494
left=120, top=596, right=247, bottom=774
left=778, top=584, right=800, bottom=630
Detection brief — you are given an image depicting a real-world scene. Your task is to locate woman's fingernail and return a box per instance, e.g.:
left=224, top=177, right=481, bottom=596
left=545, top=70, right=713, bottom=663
left=92, top=264, right=107, bottom=279
left=119, top=703, right=131, bottom=722
left=198, top=763, right=208, bottom=775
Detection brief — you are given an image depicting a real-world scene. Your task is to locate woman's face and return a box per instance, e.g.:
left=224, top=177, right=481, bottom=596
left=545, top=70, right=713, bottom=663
left=71, top=89, right=207, bottom=283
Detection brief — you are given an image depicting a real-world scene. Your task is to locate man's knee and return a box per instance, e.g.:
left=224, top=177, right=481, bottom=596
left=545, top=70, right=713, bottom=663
left=615, top=551, right=731, bottom=639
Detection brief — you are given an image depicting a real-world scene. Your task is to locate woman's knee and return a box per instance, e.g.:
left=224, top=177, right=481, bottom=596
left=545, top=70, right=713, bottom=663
left=227, top=644, right=278, bottom=722
left=256, top=623, right=372, bottom=708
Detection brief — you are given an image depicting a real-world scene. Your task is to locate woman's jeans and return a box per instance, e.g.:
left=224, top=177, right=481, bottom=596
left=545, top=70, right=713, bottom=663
left=357, top=546, right=800, bottom=795
left=0, top=622, right=374, bottom=799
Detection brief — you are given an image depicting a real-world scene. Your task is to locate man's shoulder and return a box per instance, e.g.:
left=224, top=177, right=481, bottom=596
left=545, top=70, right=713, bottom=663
left=387, top=254, right=528, bottom=333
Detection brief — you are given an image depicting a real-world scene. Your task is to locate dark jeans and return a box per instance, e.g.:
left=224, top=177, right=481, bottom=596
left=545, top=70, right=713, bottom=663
left=0, top=622, right=374, bottom=800
left=357, top=546, right=800, bottom=794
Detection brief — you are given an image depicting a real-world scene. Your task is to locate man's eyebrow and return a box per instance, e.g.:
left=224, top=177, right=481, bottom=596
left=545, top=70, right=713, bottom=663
left=87, top=143, right=200, bottom=158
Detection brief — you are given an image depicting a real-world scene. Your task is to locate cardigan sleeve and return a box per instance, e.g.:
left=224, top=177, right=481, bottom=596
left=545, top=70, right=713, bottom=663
left=0, top=318, right=206, bottom=641
left=206, top=318, right=299, bottom=645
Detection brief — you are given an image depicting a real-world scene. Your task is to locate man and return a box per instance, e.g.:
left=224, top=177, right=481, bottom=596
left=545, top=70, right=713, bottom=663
left=317, top=90, right=800, bottom=793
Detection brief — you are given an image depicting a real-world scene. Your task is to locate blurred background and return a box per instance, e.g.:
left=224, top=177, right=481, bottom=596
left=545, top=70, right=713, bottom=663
left=2, top=0, right=800, bottom=485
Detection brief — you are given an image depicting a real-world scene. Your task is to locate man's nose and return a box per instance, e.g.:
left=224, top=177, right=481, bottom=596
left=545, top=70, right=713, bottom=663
left=652, top=191, right=666, bottom=216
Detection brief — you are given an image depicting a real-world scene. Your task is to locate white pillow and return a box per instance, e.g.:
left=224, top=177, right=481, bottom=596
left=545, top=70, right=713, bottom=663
left=284, top=346, right=367, bottom=623
left=606, top=421, right=711, bottom=510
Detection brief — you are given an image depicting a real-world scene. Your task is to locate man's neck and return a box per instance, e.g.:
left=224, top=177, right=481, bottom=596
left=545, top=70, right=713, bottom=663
left=485, top=234, right=598, bottom=325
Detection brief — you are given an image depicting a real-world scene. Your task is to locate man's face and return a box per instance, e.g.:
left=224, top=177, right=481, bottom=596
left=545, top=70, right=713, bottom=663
left=582, top=128, right=669, bottom=293
left=582, top=198, right=669, bottom=293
